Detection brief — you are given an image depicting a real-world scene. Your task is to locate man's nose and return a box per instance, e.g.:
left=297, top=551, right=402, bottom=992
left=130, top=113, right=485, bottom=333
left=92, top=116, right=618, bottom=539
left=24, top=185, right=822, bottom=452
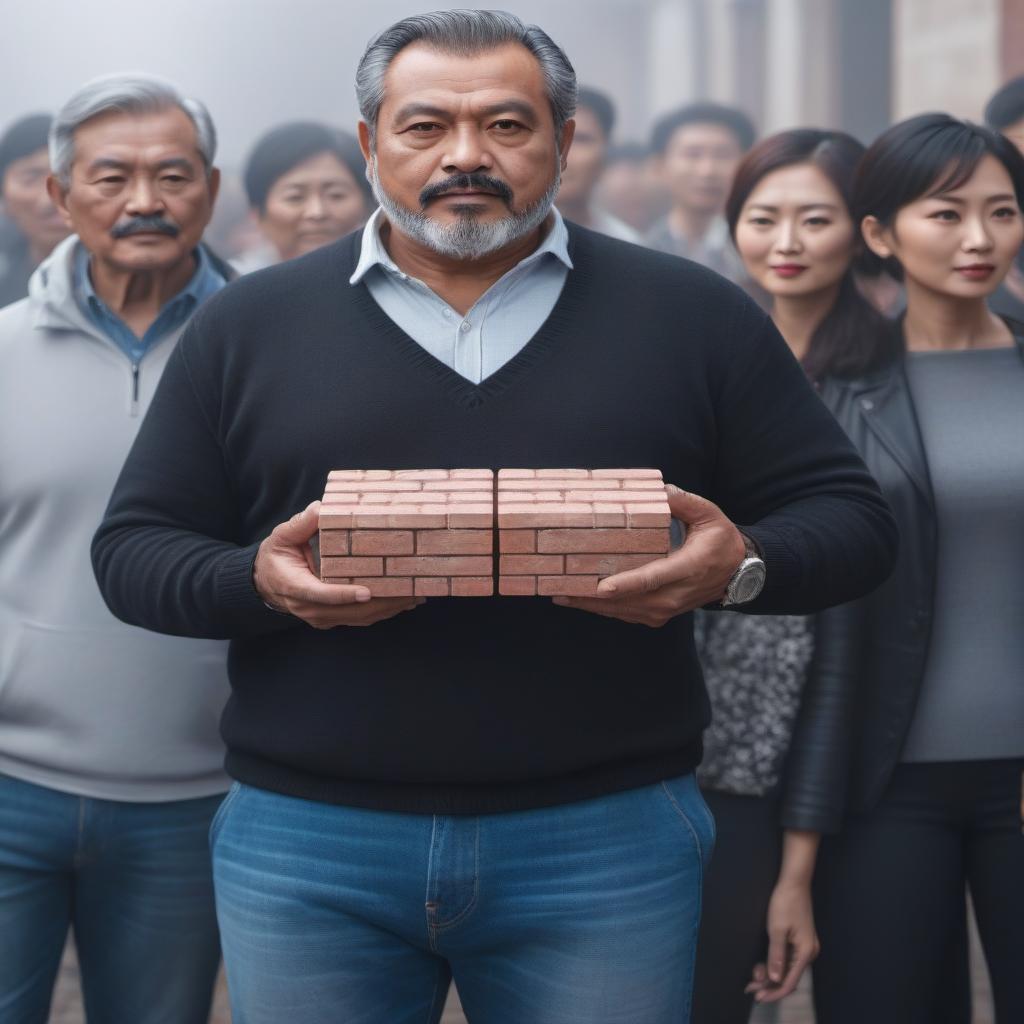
left=124, top=176, right=163, bottom=215
left=441, top=126, right=493, bottom=173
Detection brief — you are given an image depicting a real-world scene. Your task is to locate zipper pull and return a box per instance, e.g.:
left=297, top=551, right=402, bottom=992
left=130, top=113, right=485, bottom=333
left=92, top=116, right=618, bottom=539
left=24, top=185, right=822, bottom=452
left=130, top=361, right=140, bottom=417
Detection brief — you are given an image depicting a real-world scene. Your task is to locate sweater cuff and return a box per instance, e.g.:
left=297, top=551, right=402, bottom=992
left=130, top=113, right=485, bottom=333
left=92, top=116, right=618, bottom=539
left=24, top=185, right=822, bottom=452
left=742, top=524, right=802, bottom=602
left=214, top=542, right=294, bottom=632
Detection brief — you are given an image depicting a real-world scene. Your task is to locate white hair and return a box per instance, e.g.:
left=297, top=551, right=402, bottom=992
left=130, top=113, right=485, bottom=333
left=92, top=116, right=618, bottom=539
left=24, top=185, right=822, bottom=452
left=50, top=73, right=216, bottom=187
left=356, top=10, right=577, bottom=146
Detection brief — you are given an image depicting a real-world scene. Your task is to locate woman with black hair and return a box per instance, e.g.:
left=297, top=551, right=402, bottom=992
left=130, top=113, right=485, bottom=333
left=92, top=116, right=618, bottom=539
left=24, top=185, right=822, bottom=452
left=690, top=129, right=894, bottom=1023
left=237, top=122, right=372, bottom=272
left=804, top=113, right=1024, bottom=1023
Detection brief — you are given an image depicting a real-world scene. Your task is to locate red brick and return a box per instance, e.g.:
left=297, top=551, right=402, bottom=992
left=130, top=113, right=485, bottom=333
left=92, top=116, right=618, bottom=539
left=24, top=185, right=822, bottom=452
left=325, top=480, right=422, bottom=492
left=538, top=575, right=602, bottom=596
left=318, top=506, right=357, bottom=529
left=498, top=469, right=535, bottom=478
left=352, top=508, right=448, bottom=529
left=626, top=505, right=672, bottom=528
left=499, top=529, right=536, bottom=553
left=416, top=529, right=492, bottom=555
left=450, top=468, right=494, bottom=479
left=321, top=556, right=384, bottom=577
left=423, top=479, right=489, bottom=491
left=447, top=505, right=493, bottom=528
left=535, top=468, right=589, bottom=477
left=322, top=577, right=352, bottom=584
left=592, top=503, right=627, bottom=527
left=499, top=554, right=564, bottom=574
left=451, top=577, right=494, bottom=597
left=498, top=504, right=595, bottom=528
left=566, top=489, right=665, bottom=503
left=352, top=577, right=413, bottom=597
left=350, top=530, right=414, bottom=555
left=394, top=469, right=450, bottom=480
left=386, top=556, right=493, bottom=576
left=498, top=478, right=608, bottom=491
left=499, top=576, right=538, bottom=595
left=440, top=491, right=494, bottom=503
left=591, top=468, right=662, bottom=479
left=565, top=553, right=661, bottom=575
left=318, top=530, right=350, bottom=555
left=414, top=577, right=450, bottom=596
left=536, top=528, right=671, bottom=554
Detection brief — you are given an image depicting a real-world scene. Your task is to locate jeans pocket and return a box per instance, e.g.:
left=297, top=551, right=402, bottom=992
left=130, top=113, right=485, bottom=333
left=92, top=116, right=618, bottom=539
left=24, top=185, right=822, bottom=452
left=208, top=781, right=242, bottom=850
left=660, top=774, right=716, bottom=867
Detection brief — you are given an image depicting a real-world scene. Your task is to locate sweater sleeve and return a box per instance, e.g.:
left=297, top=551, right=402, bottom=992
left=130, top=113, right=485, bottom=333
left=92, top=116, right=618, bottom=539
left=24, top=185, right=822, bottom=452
left=91, top=320, right=294, bottom=640
left=709, top=304, right=898, bottom=614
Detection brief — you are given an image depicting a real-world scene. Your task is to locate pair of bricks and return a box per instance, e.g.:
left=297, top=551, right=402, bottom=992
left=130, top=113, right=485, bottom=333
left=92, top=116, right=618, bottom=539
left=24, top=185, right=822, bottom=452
left=318, top=468, right=672, bottom=598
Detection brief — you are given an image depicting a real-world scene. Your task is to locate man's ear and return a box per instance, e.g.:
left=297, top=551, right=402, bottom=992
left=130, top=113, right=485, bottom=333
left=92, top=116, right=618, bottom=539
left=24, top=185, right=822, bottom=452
left=207, top=166, right=222, bottom=208
left=357, top=121, right=373, bottom=165
left=861, top=215, right=894, bottom=260
left=46, top=174, right=75, bottom=230
left=559, top=118, right=576, bottom=173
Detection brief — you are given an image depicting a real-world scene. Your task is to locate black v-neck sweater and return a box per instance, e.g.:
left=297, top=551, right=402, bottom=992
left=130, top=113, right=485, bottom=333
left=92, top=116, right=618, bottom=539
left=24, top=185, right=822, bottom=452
left=93, top=226, right=896, bottom=814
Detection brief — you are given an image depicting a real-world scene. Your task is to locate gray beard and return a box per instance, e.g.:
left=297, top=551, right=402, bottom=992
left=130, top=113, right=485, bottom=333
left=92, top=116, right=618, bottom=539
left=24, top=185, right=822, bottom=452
left=368, top=159, right=561, bottom=260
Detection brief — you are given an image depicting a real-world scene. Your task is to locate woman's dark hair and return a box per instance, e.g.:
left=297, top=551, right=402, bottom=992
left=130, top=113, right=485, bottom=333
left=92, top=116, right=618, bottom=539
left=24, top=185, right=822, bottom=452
left=853, top=113, right=1024, bottom=278
left=725, top=128, right=896, bottom=380
left=243, top=122, right=372, bottom=213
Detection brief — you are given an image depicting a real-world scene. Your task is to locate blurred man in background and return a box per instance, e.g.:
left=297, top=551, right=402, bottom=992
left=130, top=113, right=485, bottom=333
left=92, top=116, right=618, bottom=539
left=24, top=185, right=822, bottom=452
left=596, top=140, right=666, bottom=235
left=556, top=86, right=639, bottom=241
left=986, top=76, right=1024, bottom=322
left=646, top=101, right=755, bottom=282
left=0, top=114, right=69, bottom=307
left=0, top=74, right=230, bottom=1023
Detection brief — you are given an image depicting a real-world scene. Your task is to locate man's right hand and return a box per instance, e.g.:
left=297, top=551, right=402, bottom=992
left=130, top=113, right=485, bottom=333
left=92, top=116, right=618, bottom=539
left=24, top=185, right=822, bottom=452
left=252, top=501, right=424, bottom=629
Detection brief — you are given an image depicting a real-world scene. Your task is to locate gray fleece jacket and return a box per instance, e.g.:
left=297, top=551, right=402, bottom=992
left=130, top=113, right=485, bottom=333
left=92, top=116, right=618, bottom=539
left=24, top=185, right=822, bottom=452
left=0, top=235, right=230, bottom=801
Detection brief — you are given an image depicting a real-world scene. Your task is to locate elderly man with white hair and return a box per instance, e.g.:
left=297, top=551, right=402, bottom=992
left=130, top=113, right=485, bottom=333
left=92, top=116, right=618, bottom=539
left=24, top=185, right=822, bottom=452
left=0, top=74, right=230, bottom=1022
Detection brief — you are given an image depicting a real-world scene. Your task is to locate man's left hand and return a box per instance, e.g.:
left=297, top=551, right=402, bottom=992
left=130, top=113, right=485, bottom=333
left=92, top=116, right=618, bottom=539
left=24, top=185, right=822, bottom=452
left=551, top=485, right=746, bottom=627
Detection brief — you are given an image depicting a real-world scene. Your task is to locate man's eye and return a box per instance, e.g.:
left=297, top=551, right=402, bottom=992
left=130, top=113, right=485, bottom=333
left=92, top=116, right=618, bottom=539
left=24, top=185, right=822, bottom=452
left=408, top=123, right=441, bottom=133
left=492, top=120, right=521, bottom=131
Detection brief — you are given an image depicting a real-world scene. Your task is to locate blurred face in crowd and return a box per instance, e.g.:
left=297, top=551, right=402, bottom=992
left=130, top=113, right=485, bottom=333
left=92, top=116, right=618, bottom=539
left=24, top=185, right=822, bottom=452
left=661, top=121, right=743, bottom=216
left=998, top=116, right=1024, bottom=157
left=47, top=105, right=219, bottom=276
left=258, top=150, right=368, bottom=261
left=735, top=162, right=855, bottom=301
left=557, top=104, right=606, bottom=208
left=361, top=41, right=574, bottom=259
left=862, top=155, right=1023, bottom=300
left=1, top=146, right=69, bottom=260
left=597, top=155, right=664, bottom=232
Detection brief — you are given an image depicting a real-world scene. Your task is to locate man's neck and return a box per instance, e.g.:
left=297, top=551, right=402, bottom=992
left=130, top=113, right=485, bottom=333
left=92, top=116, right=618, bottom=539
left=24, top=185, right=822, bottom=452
left=772, top=285, right=842, bottom=363
left=88, top=253, right=197, bottom=339
left=380, top=215, right=551, bottom=316
left=902, top=283, right=1013, bottom=352
left=668, top=205, right=717, bottom=247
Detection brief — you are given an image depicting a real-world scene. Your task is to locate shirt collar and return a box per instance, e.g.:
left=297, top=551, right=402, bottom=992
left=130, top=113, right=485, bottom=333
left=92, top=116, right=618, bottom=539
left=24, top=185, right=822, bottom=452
left=349, top=205, right=573, bottom=286
left=74, top=242, right=224, bottom=322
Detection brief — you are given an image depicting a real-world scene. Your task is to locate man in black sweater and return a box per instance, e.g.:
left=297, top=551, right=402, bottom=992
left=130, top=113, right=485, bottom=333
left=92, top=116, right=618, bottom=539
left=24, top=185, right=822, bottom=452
left=93, top=11, right=896, bottom=1023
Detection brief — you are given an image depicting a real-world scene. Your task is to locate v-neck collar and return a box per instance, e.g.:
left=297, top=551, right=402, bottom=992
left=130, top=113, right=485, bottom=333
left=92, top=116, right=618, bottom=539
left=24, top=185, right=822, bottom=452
left=342, top=226, right=590, bottom=409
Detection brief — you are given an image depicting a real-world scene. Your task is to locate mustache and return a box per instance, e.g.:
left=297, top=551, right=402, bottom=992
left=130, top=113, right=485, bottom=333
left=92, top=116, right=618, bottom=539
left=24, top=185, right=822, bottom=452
left=110, top=215, right=180, bottom=239
left=419, top=173, right=514, bottom=208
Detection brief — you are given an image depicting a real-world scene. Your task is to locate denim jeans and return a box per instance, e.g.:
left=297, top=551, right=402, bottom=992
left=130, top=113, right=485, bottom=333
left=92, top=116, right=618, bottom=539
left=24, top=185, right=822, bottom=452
left=0, top=773, right=223, bottom=1024
left=212, top=773, right=715, bottom=1023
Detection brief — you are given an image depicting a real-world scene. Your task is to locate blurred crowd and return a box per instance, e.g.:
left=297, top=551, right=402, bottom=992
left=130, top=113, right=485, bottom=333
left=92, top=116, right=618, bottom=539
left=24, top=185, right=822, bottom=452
left=1, top=39, right=1023, bottom=1024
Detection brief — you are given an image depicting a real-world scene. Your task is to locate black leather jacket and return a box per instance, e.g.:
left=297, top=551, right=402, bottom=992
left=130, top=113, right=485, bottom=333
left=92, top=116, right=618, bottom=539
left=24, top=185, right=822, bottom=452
left=780, top=333, right=1024, bottom=833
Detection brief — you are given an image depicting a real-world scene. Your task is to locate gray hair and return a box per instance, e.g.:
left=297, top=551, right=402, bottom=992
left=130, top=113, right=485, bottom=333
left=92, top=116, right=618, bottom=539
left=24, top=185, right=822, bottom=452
left=50, top=73, right=216, bottom=187
left=356, top=10, right=577, bottom=145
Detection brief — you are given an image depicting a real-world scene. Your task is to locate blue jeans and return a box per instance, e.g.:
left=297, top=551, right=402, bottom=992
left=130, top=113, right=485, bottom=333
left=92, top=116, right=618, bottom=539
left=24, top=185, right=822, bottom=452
left=0, top=773, right=223, bottom=1024
left=212, top=774, right=715, bottom=1023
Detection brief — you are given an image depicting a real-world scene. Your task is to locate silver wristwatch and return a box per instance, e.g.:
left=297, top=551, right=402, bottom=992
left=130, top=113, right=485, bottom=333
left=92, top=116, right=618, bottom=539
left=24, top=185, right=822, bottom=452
left=722, top=533, right=766, bottom=606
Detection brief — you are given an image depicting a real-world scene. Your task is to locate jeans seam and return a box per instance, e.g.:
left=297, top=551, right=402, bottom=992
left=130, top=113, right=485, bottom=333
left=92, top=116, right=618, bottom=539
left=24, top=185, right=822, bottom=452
left=433, top=817, right=480, bottom=934
left=208, top=781, right=241, bottom=851
left=660, top=781, right=705, bottom=1023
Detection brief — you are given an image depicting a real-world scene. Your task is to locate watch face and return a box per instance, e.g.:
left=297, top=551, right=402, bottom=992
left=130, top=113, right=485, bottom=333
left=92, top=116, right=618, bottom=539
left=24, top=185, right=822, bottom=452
left=728, top=559, right=766, bottom=604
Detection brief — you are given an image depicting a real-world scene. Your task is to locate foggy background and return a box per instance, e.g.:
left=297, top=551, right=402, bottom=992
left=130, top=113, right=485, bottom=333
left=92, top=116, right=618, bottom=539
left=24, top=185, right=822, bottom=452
left=3, top=0, right=1023, bottom=173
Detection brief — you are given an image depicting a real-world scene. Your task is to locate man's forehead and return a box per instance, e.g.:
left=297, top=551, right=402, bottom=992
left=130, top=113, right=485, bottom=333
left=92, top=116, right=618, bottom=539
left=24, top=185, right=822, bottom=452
left=74, top=107, right=200, bottom=157
left=381, top=42, right=548, bottom=111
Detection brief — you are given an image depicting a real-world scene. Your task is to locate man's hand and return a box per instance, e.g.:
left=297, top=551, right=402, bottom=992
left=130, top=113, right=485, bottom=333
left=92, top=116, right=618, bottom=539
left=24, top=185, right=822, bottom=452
left=744, top=878, right=820, bottom=1003
left=551, top=485, right=747, bottom=627
left=253, top=501, right=424, bottom=629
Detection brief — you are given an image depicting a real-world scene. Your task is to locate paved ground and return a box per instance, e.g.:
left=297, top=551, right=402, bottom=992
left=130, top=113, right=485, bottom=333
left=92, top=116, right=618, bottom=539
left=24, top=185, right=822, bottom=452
left=49, top=921, right=993, bottom=1023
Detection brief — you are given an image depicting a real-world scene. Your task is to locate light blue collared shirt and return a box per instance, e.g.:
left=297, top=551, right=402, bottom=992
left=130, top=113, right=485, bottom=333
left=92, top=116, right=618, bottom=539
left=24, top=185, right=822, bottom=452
left=350, top=207, right=573, bottom=384
left=75, top=243, right=226, bottom=364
